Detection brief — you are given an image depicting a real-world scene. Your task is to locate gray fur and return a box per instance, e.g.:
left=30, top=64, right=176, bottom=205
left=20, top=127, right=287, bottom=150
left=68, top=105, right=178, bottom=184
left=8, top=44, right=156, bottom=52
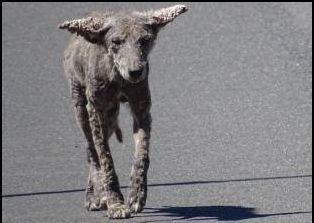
left=59, top=5, right=187, bottom=219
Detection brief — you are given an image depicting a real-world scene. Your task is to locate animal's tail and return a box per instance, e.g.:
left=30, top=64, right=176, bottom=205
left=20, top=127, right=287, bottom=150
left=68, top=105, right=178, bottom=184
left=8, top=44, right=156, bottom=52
left=115, top=126, right=123, bottom=143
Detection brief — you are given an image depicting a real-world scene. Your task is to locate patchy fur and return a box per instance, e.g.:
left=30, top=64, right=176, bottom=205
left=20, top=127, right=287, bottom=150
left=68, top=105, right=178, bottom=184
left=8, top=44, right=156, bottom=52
left=59, top=5, right=187, bottom=219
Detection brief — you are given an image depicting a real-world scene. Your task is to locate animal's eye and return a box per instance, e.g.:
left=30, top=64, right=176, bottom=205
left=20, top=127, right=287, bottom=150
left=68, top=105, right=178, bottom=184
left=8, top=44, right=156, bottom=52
left=112, top=38, right=123, bottom=45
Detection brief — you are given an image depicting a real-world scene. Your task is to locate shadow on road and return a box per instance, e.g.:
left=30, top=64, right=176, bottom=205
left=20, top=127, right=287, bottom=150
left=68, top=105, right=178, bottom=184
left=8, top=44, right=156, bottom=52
left=140, top=206, right=311, bottom=222
left=2, top=174, right=312, bottom=198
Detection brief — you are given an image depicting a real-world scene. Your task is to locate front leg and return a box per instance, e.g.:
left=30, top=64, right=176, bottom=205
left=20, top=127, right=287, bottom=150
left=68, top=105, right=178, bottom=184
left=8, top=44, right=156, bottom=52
left=87, top=101, right=130, bottom=219
left=128, top=100, right=152, bottom=213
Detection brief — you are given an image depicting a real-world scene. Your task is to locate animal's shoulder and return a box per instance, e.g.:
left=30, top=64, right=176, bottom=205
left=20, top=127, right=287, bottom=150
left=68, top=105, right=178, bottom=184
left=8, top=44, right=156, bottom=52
left=64, top=35, right=89, bottom=61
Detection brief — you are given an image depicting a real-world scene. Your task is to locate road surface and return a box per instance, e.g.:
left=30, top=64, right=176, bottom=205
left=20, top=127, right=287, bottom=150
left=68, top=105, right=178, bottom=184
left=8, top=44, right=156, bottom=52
left=2, top=2, right=312, bottom=223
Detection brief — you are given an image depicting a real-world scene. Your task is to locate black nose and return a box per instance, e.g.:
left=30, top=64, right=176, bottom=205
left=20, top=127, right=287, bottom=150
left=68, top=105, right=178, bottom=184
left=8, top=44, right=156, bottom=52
left=129, top=69, right=143, bottom=79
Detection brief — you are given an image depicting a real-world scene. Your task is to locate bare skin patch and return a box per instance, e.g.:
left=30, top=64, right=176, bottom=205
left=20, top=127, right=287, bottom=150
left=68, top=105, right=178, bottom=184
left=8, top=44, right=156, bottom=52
left=59, top=5, right=187, bottom=219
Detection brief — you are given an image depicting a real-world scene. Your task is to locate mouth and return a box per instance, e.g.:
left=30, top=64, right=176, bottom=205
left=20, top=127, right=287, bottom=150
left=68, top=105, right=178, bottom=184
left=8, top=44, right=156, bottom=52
left=127, top=75, right=145, bottom=83
left=118, top=71, right=144, bottom=84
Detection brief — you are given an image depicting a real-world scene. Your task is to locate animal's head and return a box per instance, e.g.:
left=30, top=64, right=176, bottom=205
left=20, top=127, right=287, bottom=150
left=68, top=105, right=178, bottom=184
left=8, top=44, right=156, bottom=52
left=59, top=5, right=188, bottom=83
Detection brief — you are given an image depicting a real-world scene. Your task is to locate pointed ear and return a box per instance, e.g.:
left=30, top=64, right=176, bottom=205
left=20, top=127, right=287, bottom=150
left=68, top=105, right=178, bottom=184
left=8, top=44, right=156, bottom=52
left=58, top=17, right=110, bottom=44
left=147, top=5, right=188, bottom=28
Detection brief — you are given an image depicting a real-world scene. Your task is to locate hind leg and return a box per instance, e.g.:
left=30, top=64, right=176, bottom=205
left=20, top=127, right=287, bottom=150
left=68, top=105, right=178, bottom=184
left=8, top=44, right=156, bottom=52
left=70, top=80, right=106, bottom=211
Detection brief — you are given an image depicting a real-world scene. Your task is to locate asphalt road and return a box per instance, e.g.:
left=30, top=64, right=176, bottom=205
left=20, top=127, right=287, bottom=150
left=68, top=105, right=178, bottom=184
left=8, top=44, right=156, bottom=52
left=2, top=2, right=312, bottom=223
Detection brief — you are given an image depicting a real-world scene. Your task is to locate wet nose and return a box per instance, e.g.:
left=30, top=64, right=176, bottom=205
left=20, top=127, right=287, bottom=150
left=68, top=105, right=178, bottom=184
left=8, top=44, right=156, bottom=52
left=129, top=69, right=143, bottom=79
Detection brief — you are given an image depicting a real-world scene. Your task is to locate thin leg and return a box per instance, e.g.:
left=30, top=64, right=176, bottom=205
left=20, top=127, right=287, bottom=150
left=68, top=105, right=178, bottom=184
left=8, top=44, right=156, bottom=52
left=70, top=80, right=105, bottom=211
left=87, top=101, right=130, bottom=219
left=128, top=100, right=152, bottom=213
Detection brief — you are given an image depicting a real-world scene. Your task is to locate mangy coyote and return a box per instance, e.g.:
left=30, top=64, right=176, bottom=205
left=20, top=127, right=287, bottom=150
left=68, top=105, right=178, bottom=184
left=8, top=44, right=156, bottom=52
left=59, top=4, right=187, bottom=219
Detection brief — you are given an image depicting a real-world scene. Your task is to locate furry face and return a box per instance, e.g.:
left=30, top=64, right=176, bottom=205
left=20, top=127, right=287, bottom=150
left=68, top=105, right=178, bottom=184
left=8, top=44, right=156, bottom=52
left=104, top=16, right=156, bottom=83
left=59, top=5, right=187, bottom=83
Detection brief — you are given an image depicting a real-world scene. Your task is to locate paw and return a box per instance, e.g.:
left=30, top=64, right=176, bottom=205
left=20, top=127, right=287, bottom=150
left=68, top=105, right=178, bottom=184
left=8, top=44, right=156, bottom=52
left=128, top=201, right=144, bottom=213
left=107, top=203, right=131, bottom=219
left=85, top=196, right=107, bottom=211
left=85, top=201, right=101, bottom=211
left=127, top=192, right=145, bottom=213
